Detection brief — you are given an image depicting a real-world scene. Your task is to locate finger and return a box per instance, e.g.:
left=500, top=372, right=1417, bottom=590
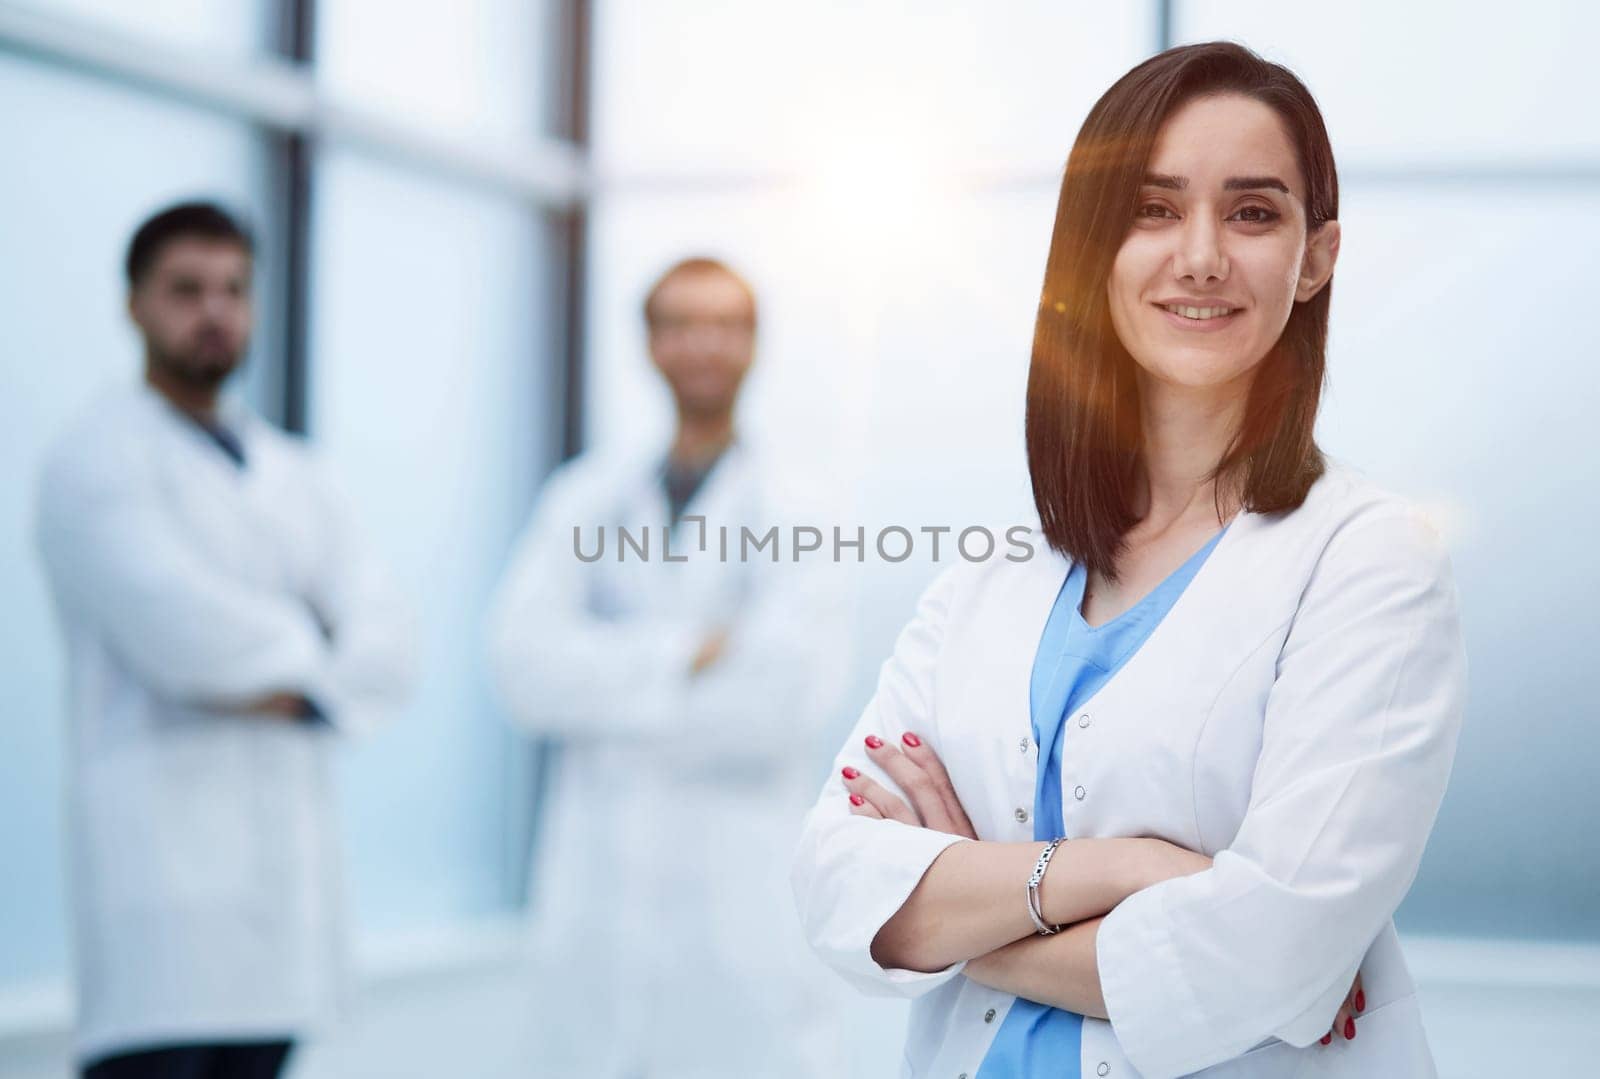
left=842, top=768, right=918, bottom=826
left=1353, top=970, right=1365, bottom=1014
left=847, top=793, right=883, bottom=819
left=898, top=732, right=977, bottom=836
left=1336, top=1003, right=1356, bottom=1041
left=863, top=736, right=947, bottom=830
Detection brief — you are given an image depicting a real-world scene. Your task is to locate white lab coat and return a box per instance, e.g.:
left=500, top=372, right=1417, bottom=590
left=35, top=383, right=416, bottom=1063
left=792, top=461, right=1467, bottom=1079
left=486, top=439, right=853, bottom=1077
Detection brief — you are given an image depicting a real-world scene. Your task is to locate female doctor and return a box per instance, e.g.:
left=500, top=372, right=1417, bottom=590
left=791, top=41, right=1467, bottom=1079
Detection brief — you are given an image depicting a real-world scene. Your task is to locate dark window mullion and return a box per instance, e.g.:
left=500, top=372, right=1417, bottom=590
left=276, top=0, right=315, bottom=434
left=557, top=0, right=591, bottom=462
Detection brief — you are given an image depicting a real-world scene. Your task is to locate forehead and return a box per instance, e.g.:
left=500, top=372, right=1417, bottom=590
left=1147, top=93, right=1303, bottom=199
left=149, top=237, right=252, bottom=279
left=653, top=271, right=754, bottom=316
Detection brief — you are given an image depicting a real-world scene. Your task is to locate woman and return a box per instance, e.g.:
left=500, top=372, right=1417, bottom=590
left=791, top=41, right=1466, bottom=1079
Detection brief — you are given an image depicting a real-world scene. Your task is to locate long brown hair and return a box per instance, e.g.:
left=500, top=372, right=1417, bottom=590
left=1026, top=41, right=1339, bottom=578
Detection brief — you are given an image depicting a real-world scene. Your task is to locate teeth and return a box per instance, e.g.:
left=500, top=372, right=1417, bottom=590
left=1164, top=304, right=1234, bottom=320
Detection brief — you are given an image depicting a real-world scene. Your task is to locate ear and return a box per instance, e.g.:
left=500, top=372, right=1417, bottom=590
left=1296, top=219, right=1340, bottom=302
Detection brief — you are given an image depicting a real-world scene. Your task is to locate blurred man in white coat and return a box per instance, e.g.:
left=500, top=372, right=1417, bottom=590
left=487, top=257, right=851, bottom=1077
left=35, top=202, right=417, bottom=1079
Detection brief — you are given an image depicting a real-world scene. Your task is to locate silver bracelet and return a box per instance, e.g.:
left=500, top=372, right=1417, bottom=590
left=1026, top=837, right=1068, bottom=935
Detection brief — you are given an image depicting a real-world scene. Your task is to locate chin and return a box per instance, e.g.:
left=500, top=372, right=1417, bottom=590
left=186, top=360, right=240, bottom=389
left=1136, top=352, right=1259, bottom=391
left=680, top=392, right=738, bottom=419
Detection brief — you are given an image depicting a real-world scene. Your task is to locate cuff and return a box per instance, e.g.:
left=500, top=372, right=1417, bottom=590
left=797, top=817, right=972, bottom=1000
left=1096, top=883, right=1211, bottom=1078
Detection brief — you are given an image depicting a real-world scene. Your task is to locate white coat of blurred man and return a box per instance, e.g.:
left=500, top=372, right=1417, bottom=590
left=35, top=201, right=417, bottom=1079
left=487, top=257, right=852, bottom=1077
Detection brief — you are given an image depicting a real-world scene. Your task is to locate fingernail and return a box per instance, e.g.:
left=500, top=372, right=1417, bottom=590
left=1320, top=1033, right=1332, bottom=1046
left=902, top=732, right=922, bottom=748
left=1344, top=1017, right=1356, bottom=1040
left=841, top=767, right=860, bottom=780
left=864, top=735, right=884, bottom=749
left=1354, top=990, right=1364, bottom=1013
left=849, top=793, right=864, bottom=806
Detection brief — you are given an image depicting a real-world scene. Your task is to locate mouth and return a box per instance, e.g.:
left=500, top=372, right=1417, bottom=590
left=1153, top=302, right=1241, bottom=332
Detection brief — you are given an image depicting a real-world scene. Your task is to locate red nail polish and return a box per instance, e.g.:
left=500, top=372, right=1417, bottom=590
left=864, top=735, right=884, bottom=749
left=841, top=767, right=860, bottom=780
left=1344, top=1017, right=1356, bottom=1040
left=1354, top=990, right=1365, bottom=1013
left=849, top=793, right=864, bottom=806
left=1320, top=1033, right=1332, bottom=1046
left=902, top=732, right=922, bottom=748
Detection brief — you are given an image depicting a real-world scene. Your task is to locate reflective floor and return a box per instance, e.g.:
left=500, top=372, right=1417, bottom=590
left=2, top=935, right=1595, bottom=1078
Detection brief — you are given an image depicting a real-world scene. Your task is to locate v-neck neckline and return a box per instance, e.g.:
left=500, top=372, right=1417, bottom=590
left=1070, top=521, right=1232, bottom=633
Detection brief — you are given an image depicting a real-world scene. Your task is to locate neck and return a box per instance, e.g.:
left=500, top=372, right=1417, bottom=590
left=669, top=410, right=735, bottom=469
left=1134, top=371, right=1249, bottom=529
left=145, top=362, right=220, bottom=422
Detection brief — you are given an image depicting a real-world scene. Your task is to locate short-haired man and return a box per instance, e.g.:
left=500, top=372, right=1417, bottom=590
left=36, top=201, right=417, bottom=1079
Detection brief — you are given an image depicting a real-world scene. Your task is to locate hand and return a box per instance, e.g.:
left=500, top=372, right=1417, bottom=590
left=247, top=692, right=313, bottom=720
left=1320, top=970, right=1365, bottom=1046
left=689, top=627, right=730, bottom=675
left=842, top=731, right=978, bottom=840
left=1129, top=837, right=1214, bottom=891
left=306, top=599, right=336, bottom=643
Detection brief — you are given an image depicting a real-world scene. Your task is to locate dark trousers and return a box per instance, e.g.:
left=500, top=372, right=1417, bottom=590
left=82, top=1041, right=293, bottom=1079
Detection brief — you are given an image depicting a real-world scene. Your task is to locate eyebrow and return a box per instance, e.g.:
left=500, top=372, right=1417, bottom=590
left=1142, top=172, right=1291, bottom=194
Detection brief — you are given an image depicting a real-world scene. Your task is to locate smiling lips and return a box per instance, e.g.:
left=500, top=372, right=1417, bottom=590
left=1153, top=301, right=1242, bottom=331
left=1159, top=303, right=1236, bottom=320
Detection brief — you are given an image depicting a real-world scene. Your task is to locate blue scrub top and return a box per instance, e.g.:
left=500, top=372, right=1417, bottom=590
left=976, top=525, right=1228, bottom=1078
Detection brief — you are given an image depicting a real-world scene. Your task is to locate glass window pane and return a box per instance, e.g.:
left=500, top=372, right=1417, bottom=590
left=0, top=52, right=275, bottom=983
left=14, top=0, right=276, bottom=57
left=308, top=148, right=553, bottom=927
left=591, top=0, right=1154, bottom=174
left=316, top=0, right=563, bottom=138
left=1174, top=0, right=1600, bottom=162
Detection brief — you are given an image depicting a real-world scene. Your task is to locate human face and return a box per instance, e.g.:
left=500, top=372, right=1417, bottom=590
left=647, top=271, right=756, bottom=419
left=1107, top=92, right=1339, bottom=395
left=128, top=237, right=254, bottom=390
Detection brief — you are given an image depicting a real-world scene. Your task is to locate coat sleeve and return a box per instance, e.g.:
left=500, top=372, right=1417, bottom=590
left=1095, top=506, right=1469, bottom=1078
left=34, top=436, right=332, bottom=709
left=790, top=562, right=975, bottom=998
left=298, top=462, right=419, bottom=735
left=485, top=463, right=707, bottom=738
left=651, top=550, right=854, bottom=770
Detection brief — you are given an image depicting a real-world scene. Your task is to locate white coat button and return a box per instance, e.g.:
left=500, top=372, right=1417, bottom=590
left=1078, top=713, right=1091, bottom=728
left=1074, top=786, right=1087, bottom=800
left=1019, top=736, right=1031, bottom=753
left=1097, top=1064, right=1110, bottom=1076
left=1014, top=807, right=1030, bottom=823
left=984, top=1008, right=996, bottom=1023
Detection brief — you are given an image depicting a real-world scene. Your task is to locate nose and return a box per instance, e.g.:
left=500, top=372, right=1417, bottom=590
left=1172, top=214, right=1228, bottom=285
left=200, top=293, right=232, bottom=324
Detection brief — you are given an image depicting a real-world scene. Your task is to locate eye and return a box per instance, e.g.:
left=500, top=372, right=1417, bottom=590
left=1135, top=201, right=1177, bottom=220
left=1230, top=204, right=1281, bottom=224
